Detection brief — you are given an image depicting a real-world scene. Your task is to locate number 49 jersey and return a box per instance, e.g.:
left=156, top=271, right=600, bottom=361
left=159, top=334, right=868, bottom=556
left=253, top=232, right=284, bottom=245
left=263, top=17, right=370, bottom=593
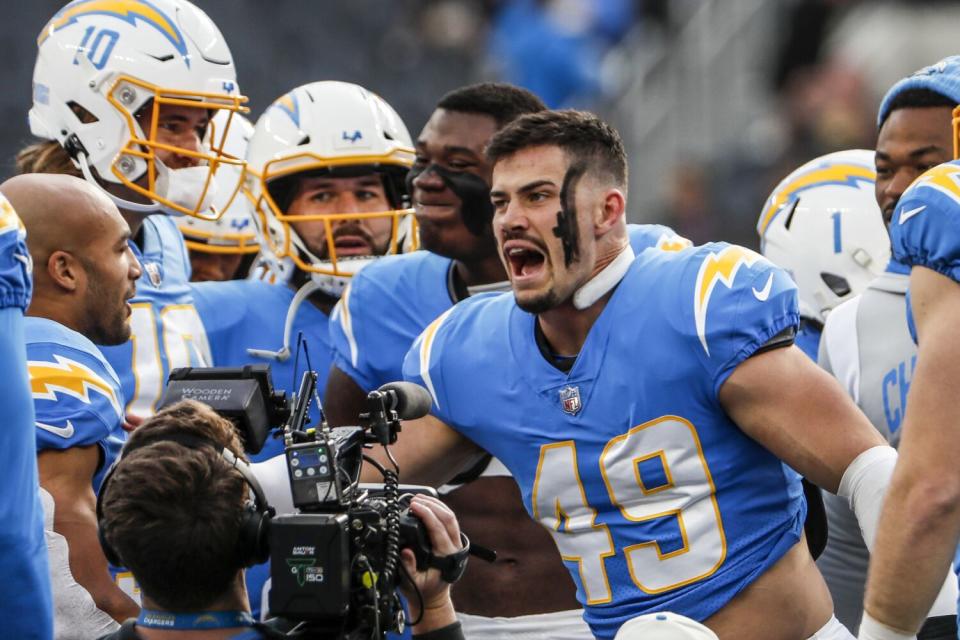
left=404, top=243, right=804, bottom=639
left=100, top=215, right=212, bottom=416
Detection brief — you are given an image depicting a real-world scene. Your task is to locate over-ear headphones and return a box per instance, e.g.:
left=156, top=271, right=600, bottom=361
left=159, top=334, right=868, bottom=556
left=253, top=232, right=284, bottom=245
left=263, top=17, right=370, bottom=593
left=96, top=431, right=275, bottom=570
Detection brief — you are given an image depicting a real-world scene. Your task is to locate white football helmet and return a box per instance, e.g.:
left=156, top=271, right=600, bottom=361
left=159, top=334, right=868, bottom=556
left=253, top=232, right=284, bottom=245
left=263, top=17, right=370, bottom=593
left=29, top=0, right=249, bottom=219
left=245, top=80, right=416, bottom=297
left=177, top=112, right=257, bottom=255
left=758, top=149, right=890, bottom=324
left=615, top=612, right=718, bottom=640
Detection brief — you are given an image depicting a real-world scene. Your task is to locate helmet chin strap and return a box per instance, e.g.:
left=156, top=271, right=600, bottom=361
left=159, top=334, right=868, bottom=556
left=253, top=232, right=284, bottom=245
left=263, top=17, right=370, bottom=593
left=571, top=244, right=635, bottom=310
left=246, top=279, right=321, bottom=362
left=77, top=152, right=162, bottom=214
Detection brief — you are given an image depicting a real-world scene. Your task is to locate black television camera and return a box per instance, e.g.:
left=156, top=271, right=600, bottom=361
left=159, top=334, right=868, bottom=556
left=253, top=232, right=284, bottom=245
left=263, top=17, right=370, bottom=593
left=160, top=364, right=469, bottom=639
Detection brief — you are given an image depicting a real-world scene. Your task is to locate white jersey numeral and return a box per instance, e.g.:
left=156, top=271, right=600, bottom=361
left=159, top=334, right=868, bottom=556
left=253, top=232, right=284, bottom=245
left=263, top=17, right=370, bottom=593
left=128, top=303, right=212, bottom=416
left=532, top=416, right=727, bottom=599
left=533, top=442, right=616, bottom=604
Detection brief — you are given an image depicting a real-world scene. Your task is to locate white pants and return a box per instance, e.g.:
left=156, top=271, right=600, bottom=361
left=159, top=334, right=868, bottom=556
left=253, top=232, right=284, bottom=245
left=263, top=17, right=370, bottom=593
left=458, top=609, right=593, bottom=640
left=810, top=615, right=856, bottom=640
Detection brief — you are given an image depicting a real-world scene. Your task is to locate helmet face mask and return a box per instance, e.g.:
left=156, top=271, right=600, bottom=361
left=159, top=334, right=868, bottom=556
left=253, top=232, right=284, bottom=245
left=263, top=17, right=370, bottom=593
left=255, top=159, right=416, bottom=276
left=108, top=76, right=248, bottom=218
left=30, top=0, right=249, bottom=218
left=178, top=112, right=258, bottom=248
left=246, top=81, right=417, bottom=296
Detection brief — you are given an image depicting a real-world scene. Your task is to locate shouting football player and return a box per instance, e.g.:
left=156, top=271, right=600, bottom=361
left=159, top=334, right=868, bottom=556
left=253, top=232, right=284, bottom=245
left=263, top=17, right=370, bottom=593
left=323, top=83, right=691, bottom=639
left=390, top=109, right=947, bottom=639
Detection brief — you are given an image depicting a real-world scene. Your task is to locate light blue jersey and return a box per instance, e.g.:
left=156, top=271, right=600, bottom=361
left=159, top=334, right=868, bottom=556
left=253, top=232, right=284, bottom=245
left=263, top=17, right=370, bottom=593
left=0, top=200, right=53, bottom=639
left=192, top=279, right=330, bottom=461
left=404, top=243, right=804, bottom=639
left=331, top=224, right=690, bottom=392
left=192, top=278, right=331, bottom=621
left=889, top=160, right=960, bottom=625
left=101, top=215, right=212, bottom=417
left=26, top=318, right=126, bottom=491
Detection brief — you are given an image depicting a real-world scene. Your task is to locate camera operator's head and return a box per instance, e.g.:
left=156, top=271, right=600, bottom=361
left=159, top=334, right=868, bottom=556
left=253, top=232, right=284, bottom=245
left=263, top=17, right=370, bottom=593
left=98, top=400, right=259, bottom=614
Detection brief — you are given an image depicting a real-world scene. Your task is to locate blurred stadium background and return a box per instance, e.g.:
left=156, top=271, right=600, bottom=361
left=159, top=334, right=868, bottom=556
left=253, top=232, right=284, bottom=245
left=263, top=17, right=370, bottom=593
left=5, top=0, right=959, bottom=249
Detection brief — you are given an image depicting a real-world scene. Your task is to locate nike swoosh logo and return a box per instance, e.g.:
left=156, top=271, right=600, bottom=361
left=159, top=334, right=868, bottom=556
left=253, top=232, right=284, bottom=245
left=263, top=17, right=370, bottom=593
left=752, top=273, right=774, bottom=302
left=36, top=420, right=75, bottom=439
left=899, top=205, right=926, bottom=224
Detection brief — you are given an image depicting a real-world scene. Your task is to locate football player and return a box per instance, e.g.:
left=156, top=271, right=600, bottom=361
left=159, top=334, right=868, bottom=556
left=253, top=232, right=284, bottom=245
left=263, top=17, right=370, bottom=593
left=0, top=191, right=53, bottom=639
left=21, top=0, right=248, bottom=418
left=324, top=83, right=688, bottom=639
left=177, top=114, right=259, bottom=282
left=758, top=149, right=890, bottom=361
left=816, top=60, right=960, bottom=637
left=858, top=60, right=960, bottom=640
left=6, top=174, right=141, bottom=632
left=191, top=80, right=415, bottom=620
left=390, top=109, right=932, bottom=640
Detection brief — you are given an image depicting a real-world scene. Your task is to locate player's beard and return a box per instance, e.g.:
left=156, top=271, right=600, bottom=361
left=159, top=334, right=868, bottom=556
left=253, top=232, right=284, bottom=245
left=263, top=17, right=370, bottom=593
left=83, top=264, right=132, bottom=346
left=514, top=288, right=564, bottom=314
left=311, top=223, right=389, bottom=260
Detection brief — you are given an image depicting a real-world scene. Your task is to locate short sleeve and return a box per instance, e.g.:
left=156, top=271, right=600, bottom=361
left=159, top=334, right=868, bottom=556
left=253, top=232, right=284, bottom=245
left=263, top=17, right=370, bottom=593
left=0, top=196, right=32, bottom=311
left=27, top=347, right=124, bottom=454
left=890, top=161, right=960, bottom=283
left=688, top=245, right=800, bottom=395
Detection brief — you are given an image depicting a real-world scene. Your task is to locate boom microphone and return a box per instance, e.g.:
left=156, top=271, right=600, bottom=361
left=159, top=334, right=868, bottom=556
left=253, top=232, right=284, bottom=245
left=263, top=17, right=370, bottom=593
left=377, top=382, right=433, bottom=421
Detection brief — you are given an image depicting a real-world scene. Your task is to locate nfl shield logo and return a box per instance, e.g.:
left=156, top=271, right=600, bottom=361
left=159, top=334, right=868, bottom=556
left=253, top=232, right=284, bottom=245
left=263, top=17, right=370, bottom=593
left=559, top=386, right=582, bottom=415
left=144, top=262, right=162, bottom=287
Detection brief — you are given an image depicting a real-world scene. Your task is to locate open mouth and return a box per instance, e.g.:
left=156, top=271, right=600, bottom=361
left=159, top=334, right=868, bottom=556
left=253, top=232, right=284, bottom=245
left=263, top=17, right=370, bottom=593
left=505, top=244, right=547, bottom=281
left=334, top=235, right=372, bottom=256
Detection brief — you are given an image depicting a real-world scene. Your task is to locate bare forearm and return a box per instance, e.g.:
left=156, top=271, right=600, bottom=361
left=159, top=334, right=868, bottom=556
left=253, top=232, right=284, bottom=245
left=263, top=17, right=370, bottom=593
left=60, top=517, right=139, bottom=621
left=866, top=268, right=960, bottom=631
left=865, top=467, right=960, bottom=630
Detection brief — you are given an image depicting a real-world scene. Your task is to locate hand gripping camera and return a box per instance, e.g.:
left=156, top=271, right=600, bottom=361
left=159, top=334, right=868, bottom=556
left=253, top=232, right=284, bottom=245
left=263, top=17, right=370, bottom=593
left=160, top=365, right=473, bottom=639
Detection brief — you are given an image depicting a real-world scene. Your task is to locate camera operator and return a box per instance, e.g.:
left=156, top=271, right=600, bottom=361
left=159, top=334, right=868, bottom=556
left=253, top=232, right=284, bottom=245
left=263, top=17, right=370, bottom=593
left=96, top=399, right=464, bottom=640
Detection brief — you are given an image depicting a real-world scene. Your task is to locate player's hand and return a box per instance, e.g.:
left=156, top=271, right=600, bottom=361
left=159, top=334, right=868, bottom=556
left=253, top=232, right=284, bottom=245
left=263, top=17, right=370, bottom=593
left=401, top=494, right=460, bottom=631
left=122, top=414, right=145, bottom=433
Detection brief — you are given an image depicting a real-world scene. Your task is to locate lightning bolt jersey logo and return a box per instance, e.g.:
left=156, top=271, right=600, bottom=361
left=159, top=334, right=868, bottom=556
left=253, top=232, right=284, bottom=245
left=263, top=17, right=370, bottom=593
left=37, top=0, right=190, bottom=66
left=694, top=246, right=766, bottom=356
left=28, top=354, right=123, bottom=419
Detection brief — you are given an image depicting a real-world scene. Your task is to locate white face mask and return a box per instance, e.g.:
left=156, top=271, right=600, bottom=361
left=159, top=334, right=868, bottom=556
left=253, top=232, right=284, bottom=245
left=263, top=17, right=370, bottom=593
left=155, top=164, right=219, bottom=215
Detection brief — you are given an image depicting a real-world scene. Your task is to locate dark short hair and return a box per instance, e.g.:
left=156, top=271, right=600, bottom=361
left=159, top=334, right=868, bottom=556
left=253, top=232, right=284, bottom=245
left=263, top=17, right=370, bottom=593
left=436, top=83, right=546, bottom=128
left=99, top=400, right=248, bottom=610
left=485, top=109, right=628, bottom=189
left=879, top=88, right=957, bottom=129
